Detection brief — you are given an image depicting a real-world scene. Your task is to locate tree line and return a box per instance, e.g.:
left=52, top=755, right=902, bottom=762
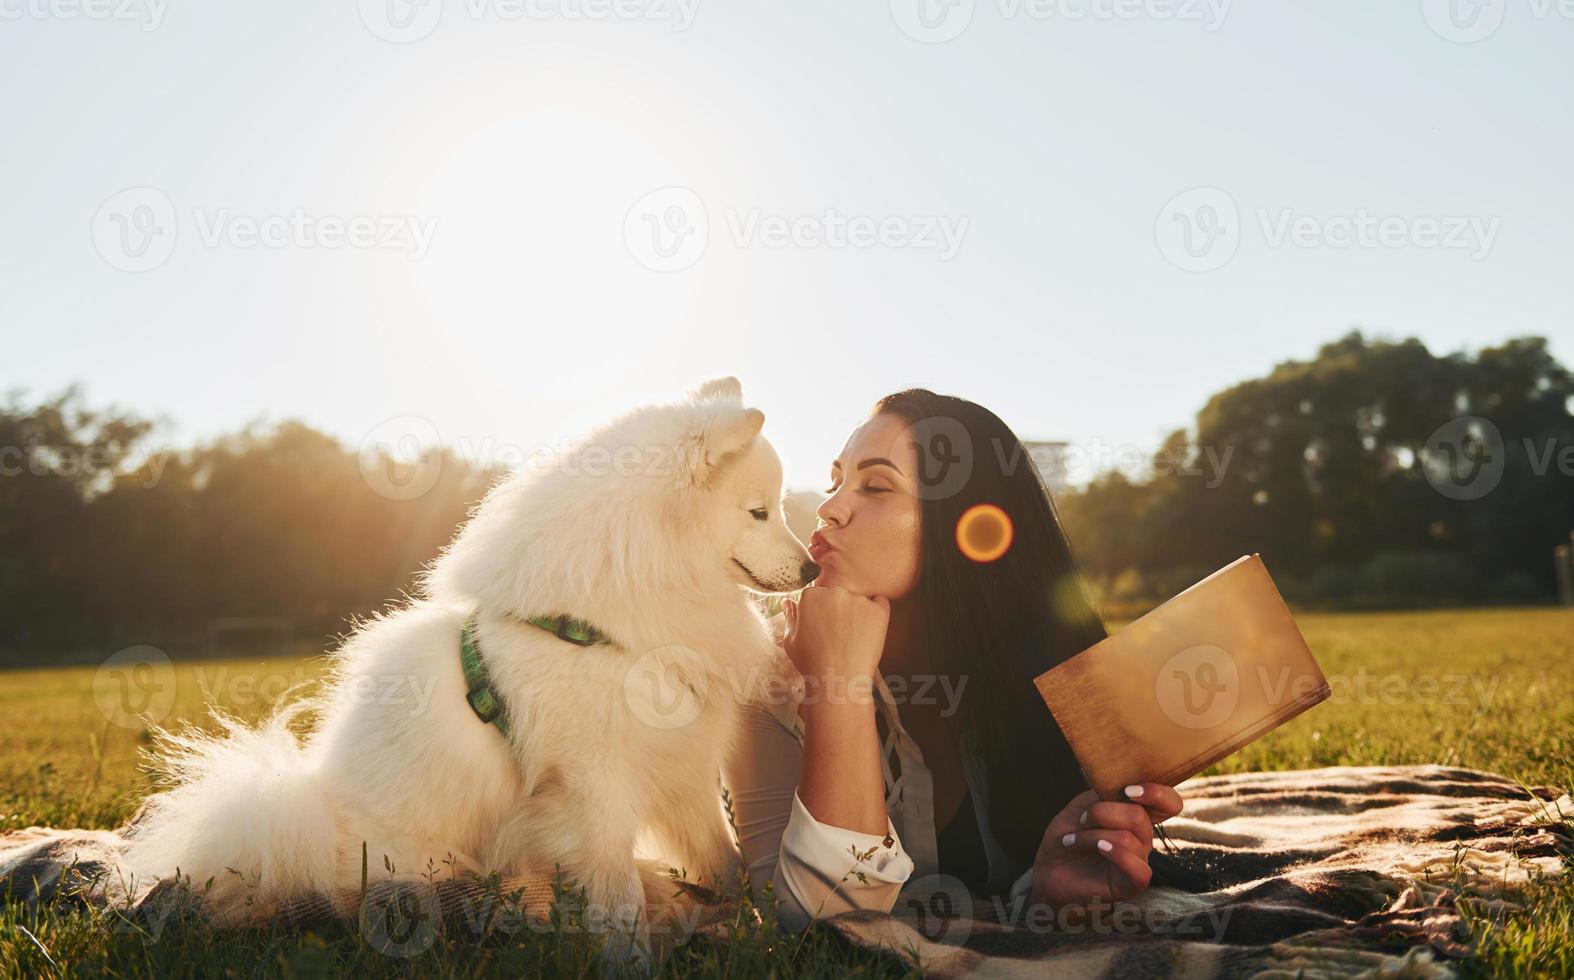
left=1056, top=332, right=1574, bottom=611
left=2, top=330, right=1570, bottom=658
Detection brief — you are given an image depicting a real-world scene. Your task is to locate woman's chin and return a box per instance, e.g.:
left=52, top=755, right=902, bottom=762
left=813, top=570, right=857, bottom=592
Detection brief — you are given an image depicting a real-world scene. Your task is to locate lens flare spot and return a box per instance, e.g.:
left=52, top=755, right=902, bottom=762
left=956, top=504, right=1013, bottom=563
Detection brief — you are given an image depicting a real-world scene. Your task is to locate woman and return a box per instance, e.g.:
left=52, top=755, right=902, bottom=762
left=721, top=389, right=1185, bottom=931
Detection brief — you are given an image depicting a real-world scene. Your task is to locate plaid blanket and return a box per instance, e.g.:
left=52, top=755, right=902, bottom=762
left=824, top=764, right=1571, bottom=978
left=3, top=765, right=1569, bottom=976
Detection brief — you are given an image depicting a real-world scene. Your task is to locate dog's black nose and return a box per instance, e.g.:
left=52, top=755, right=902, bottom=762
left=800, top=559, right=821, bottom=584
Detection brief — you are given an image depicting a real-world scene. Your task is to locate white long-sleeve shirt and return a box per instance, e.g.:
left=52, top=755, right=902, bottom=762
left=720, top=641, right=1037, bottom=932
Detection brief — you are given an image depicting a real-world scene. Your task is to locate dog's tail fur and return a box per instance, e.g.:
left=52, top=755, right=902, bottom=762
left=120, top=693, right=341, bottom=921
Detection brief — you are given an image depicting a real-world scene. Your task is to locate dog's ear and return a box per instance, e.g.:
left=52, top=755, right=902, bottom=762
left=710, top=407, right=765, bottom=464
left=680, top=405, right=764, bottom=484
left=688, top=376, right=743, bottom=403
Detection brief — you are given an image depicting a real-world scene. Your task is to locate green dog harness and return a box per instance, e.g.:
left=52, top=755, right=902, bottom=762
left=459, top=612, right=613, bottom=737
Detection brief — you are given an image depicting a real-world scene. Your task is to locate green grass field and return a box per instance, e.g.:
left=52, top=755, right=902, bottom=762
left=2, top=607, right=1571, bottom=977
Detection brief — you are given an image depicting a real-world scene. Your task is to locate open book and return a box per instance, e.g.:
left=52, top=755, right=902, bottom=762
left=1033, top=554, right=1329, bottom=800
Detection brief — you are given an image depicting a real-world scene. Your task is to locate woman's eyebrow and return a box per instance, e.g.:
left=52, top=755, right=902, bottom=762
left=831, top=459, right=906, bottom=475
left=830, top=457, right=904, bottom=475
left=856, top=457, right=903, bottom=474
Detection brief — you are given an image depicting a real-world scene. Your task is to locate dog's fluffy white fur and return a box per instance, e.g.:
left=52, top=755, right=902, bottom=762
left=122, top=377, right=814, bottom=963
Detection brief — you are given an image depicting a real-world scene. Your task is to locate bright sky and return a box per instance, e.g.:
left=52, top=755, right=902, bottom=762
left=3, top=0, right=1570, bottom=491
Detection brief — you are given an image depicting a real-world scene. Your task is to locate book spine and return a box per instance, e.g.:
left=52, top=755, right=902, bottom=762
left=1147, top=682, right=1332, bottom=793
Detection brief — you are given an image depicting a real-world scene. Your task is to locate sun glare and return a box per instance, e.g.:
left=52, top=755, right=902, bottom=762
left=416, top=108, right=706, bottom=401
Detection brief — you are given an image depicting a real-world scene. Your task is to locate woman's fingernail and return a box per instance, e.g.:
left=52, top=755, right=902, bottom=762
left=1061, top=833, right=1075, bottom=847
left=1097, top=840, right=1113, bottom=853
left=1124, top=785, right=1144, bottom=799
left=1079, top=809, right=1088, bottom=826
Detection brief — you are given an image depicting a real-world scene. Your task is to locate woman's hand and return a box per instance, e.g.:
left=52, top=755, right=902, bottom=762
left=1028, top=783, right=1184, bottom=907
left=780, top=584, right=890, bottom=684
left=784, top=585, right=893, bottom=837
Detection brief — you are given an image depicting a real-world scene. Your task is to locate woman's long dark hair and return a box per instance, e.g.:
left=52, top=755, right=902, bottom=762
left=872, top=389, right=1108, bottom=871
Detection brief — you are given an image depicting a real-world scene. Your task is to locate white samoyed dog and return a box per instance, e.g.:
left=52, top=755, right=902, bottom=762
left=121, top=377, right=817, bottom=967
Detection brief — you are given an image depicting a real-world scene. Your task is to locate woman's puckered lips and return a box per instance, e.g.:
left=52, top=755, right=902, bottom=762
left=808, top=530, right=835, bottom=560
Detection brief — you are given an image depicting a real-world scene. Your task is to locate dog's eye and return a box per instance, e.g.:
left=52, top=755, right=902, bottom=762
left=749, top=508, right=769, bottom=521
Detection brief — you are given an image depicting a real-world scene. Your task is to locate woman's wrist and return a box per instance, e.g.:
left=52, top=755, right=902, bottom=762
left=798, top=686, right=878, bottom=731
left=797, top=684, right=886, bottom=837
left=796, top=667, right=879, bottom=715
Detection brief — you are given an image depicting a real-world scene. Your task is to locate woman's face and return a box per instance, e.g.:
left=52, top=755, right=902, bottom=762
left=808, top=412, right=923, bottom=599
